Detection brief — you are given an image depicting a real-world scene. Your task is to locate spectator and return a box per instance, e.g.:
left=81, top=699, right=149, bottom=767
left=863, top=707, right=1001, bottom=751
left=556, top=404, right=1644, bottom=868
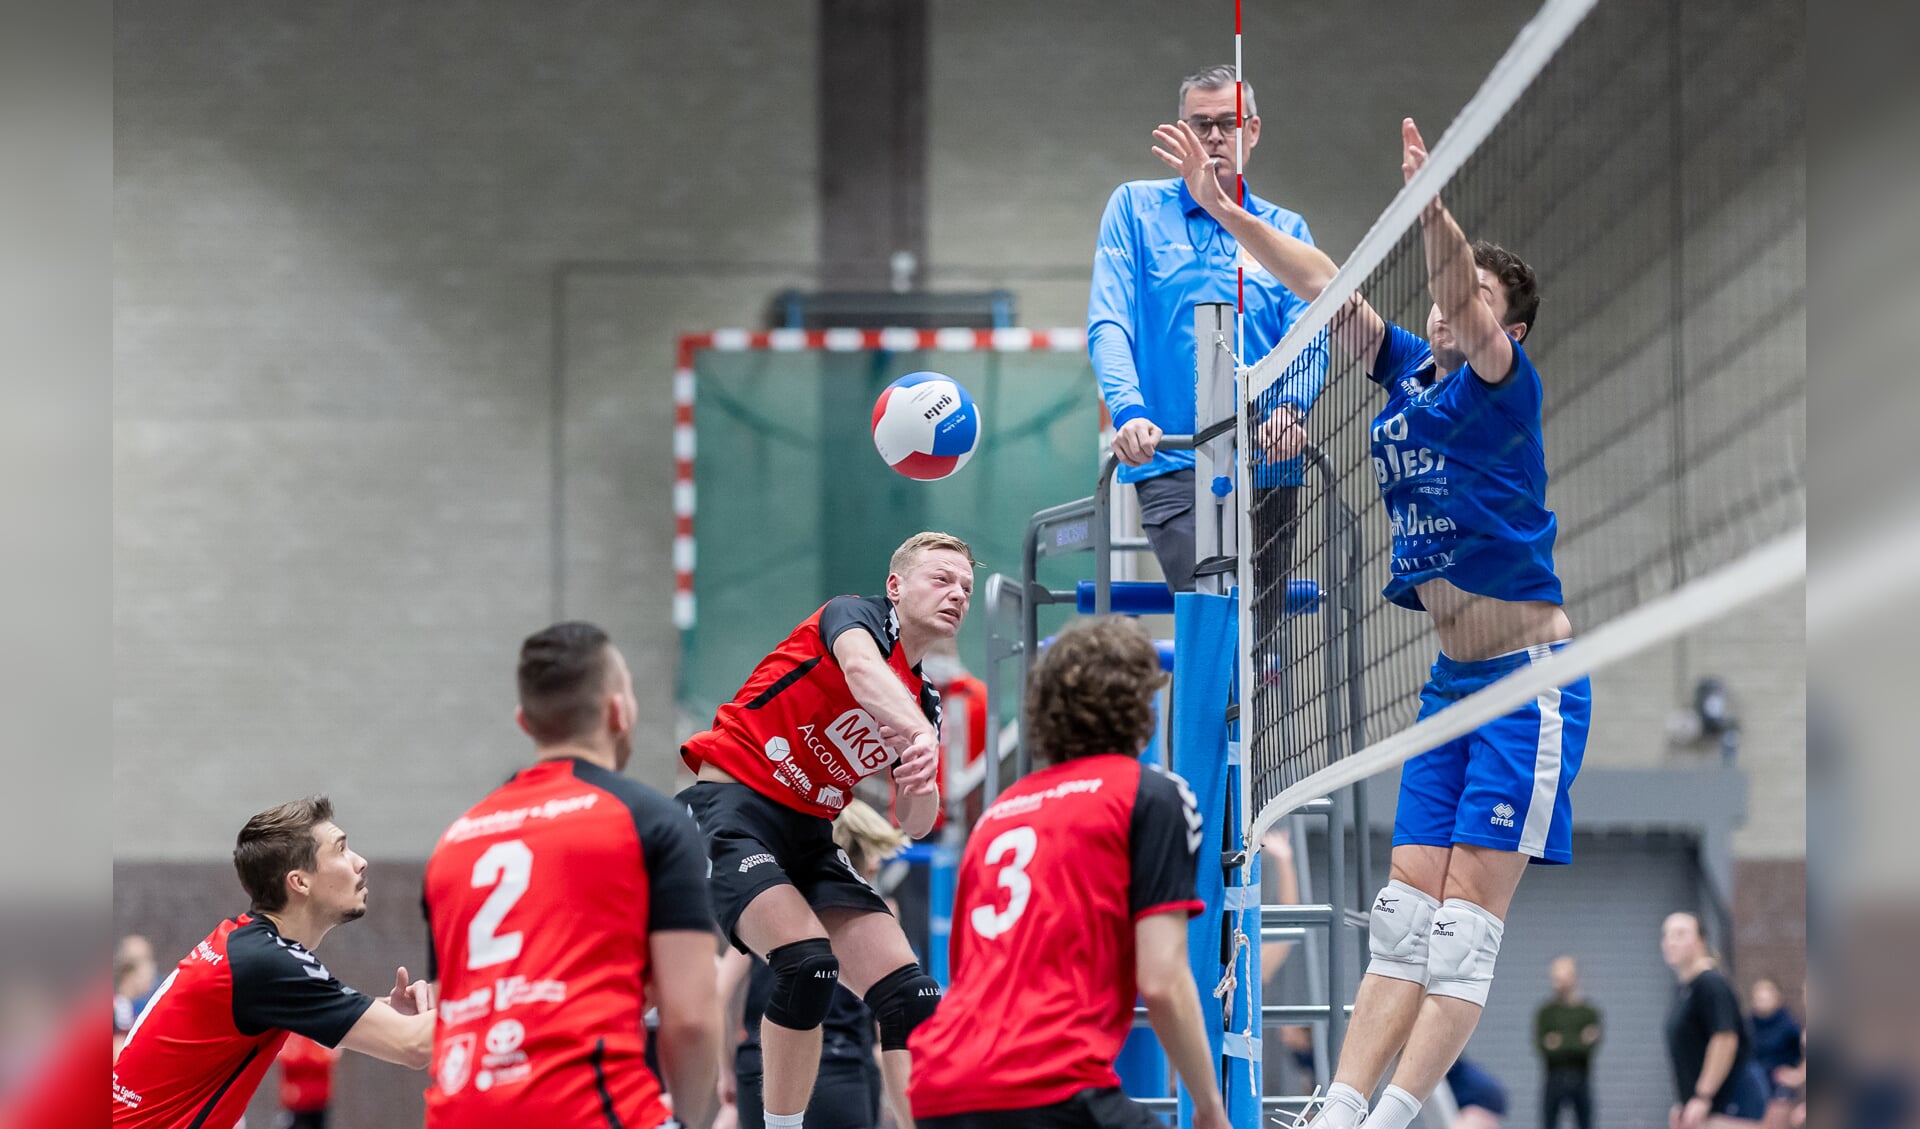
left=111, top=934, right=157, bottom=1061
left=274, top=1034, right=339, bottom=1129
left=1661, top=912, right=1769, bottom=1127
left=1089, top=64, right=1322, bottom=594
left=1747, top=979, right=1802, bottom=1129
left=1535, top=955, right=1601, bottom=1129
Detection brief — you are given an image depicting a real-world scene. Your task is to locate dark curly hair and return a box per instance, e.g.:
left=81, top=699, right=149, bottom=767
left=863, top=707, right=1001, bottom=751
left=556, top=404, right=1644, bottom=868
left=1025, top=617, right=1168, bottom=766
left=1473, top=240, right=1540, bottom=337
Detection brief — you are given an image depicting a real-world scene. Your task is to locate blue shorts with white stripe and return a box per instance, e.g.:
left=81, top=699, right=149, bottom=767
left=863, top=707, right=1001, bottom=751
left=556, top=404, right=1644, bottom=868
left=1392, top=641, right=1592, bottom=865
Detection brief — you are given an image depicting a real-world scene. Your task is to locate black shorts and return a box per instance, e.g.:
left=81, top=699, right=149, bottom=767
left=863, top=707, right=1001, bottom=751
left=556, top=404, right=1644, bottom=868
left=918, top=1088, right=1164, bottom=1129
left=679, top=781, right=891, bottom=952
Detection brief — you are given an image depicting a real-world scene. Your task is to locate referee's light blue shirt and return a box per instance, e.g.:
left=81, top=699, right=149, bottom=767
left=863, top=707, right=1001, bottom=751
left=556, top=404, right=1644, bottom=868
left=1087, top=178, right=1325, bottom=487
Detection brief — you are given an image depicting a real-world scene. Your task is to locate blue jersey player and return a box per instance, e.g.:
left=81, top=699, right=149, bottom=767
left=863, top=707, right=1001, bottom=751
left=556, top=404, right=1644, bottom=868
left=1155, top=117, right=1592, bottom=1129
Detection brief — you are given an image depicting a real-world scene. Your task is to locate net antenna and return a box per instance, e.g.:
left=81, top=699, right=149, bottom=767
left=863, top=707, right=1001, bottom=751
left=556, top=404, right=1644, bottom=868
left=1235, top=0, right=1807, bottom=846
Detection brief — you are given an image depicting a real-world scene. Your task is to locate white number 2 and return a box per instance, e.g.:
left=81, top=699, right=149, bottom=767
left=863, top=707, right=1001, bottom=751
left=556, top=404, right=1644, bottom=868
left=969, top=826, right=1038, bottom=940
left=467, top=839, right=533, bottom=970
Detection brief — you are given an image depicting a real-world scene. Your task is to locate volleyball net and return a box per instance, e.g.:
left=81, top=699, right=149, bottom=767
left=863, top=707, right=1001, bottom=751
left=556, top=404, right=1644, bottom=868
left=1237, top=0, right=1807, bottom=840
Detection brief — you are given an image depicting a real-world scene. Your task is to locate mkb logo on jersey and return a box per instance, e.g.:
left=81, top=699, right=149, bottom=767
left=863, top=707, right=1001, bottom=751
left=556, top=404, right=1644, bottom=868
left=1491, top=802, right=1517, bottom=829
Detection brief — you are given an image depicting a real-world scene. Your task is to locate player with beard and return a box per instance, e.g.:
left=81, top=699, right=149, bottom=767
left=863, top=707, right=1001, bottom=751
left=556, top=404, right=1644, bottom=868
left=423, top=621, right=721, bottom=1129
left=112, top=798, right=436, bottom=1129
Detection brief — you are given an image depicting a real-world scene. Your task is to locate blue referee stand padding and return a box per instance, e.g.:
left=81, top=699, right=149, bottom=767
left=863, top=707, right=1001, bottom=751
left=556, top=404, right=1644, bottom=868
left=1168, top=590, right=1261, bottom=1129
left=1074, top=578, right=1320, bottom=617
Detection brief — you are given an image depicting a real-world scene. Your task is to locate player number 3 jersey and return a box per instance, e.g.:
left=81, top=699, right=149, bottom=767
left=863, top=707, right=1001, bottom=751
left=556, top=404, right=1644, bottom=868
left=682, top=595, right=941, bottom=818
left=908, top=755, right=1205, bottom=1118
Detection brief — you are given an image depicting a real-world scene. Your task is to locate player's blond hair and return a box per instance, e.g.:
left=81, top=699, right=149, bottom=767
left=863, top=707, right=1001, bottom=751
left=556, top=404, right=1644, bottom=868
left=889, top=531, right=977, bottom=578
left=834, top=798, right=912, bottom=875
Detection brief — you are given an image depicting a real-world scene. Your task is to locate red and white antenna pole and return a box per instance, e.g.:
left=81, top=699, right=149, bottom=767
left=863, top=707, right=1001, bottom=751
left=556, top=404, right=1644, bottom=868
left=1234, top=0, right=1246, bottom=366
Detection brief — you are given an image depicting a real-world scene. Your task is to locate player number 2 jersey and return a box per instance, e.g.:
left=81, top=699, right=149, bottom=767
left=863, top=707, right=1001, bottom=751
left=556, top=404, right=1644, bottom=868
left=682, top=595, right=941, bottom=818
left=422, top=757, right=711, bottom=1129
left=908, top=755, right=1204, bottom=1117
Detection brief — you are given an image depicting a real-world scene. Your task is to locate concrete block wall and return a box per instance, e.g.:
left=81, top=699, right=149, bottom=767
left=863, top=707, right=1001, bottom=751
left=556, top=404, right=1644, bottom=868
left=114, top=0, right=819, bottom=859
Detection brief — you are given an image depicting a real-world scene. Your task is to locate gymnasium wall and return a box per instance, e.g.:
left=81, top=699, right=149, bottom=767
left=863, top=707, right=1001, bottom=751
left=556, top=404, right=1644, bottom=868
left=113, top=0, right=1800, bottom=872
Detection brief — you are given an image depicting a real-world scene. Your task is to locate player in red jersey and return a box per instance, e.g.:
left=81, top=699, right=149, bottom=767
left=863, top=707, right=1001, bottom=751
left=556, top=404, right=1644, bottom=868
left=910, top=617, right=1230, bottom=1129
left=112, top=797, right=436, bottom=1129
left=679, top=531, right=973, bottom=1129
left=423, top=621, right=721, bottom=1129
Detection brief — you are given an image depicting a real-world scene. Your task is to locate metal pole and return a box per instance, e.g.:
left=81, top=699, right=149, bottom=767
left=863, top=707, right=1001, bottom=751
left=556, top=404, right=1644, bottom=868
left=1192, top=303, right=1237, bottom=598
left=1093, top=455, right=1118, bottom=615
left=1338, top=496, right=1374, bottom=912
left=1328, top=779, right=1351, bottom=1061
left=1019, top=519, right=1042, bottom=782
left=982, top=573, right=1006, bottom=807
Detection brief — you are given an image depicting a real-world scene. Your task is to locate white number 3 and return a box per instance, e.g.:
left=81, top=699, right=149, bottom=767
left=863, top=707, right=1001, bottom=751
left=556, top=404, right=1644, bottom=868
left=467, top=839, right=533, bottom=970
left=969, top=826, right=1038, bottom=940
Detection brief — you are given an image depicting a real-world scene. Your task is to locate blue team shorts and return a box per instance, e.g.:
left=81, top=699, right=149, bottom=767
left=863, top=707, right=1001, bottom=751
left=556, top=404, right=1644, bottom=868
left=1392, top=641, right=1592, bottom=865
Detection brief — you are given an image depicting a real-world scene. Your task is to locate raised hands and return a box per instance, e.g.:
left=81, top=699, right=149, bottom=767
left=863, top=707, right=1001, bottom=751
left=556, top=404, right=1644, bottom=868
left=1152, top=119, right=1235, bottom=217
left=891, top=729, right=941, bottom=797
left=385, top=966, right=436, bottom=1016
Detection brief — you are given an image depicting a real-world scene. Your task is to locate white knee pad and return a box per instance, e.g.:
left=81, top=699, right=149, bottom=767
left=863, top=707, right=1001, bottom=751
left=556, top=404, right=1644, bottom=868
left=1426, top=898, right=1505, bottom=1006
left=1366, top=880, right=1440, bottom=985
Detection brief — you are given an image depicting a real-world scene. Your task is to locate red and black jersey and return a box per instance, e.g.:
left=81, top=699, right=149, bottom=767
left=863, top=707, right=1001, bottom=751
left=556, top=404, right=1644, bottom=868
left=422, top=757, right=712, bottom=1129
left=908, top=755, right=1205, bottom=1119
left=111, top=915, right=374, bottom=1129
left=682, top=595, right=942, bottom=818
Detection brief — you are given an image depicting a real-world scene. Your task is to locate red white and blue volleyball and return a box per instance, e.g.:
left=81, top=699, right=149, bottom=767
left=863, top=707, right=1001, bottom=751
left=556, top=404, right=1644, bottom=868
left=871, top=371, right=979, bottom=481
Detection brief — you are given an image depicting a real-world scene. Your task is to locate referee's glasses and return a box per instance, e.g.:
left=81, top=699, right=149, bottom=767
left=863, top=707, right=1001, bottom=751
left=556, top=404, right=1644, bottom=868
left=1185, top=114, right=1243, bottom=137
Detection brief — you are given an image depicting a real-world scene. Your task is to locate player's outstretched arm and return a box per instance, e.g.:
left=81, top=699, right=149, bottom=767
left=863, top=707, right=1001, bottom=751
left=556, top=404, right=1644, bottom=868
left=1404, top=118, right=1516, bottom=383
left=338, top=999, right=434, bottom=1069
left=1135, top=913, right=1230, bottom=1129
left=650, top=930, right=723, bottom=1129
left=1152, top=119, right=1384, bottom=365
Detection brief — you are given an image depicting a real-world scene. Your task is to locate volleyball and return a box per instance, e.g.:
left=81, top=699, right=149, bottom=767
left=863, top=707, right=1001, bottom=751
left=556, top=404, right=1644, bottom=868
left=870, top=371, right=979, bottom=481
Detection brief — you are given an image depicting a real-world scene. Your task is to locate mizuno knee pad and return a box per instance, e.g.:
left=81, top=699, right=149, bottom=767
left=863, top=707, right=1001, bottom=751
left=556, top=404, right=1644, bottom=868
left=1426, top=898, right=1505, bottom=1007
left=1367, top=880, right=1441, bottom=986
left=864, top=964, right=942, bottom=1051
left=764, top=938, right=840, bottom=1030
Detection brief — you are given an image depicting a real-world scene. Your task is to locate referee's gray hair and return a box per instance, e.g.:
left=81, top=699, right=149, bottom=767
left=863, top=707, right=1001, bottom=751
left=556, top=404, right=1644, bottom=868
left=1179, top=64, right=1257, bottom=121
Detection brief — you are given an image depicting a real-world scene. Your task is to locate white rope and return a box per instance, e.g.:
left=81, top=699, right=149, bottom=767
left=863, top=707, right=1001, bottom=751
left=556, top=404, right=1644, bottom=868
left=1278, top=1087, right=1327, bottom=1129
left=1248, top=526, right=1805, bottom=843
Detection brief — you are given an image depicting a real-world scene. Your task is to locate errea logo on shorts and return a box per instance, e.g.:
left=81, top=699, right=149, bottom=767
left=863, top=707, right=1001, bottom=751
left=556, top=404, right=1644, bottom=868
left=1491, top=802, right=1517, bottom=829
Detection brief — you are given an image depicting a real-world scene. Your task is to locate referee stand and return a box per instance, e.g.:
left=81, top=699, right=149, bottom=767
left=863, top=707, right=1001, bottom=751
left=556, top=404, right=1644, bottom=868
left=976, top=304, right=1366, bottom=1126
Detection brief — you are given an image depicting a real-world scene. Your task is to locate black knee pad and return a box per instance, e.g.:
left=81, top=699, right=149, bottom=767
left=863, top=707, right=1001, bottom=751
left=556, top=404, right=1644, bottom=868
left=863, top=964, right=942, bottom=1052
left=763, top=938, right=840, bottom=1031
